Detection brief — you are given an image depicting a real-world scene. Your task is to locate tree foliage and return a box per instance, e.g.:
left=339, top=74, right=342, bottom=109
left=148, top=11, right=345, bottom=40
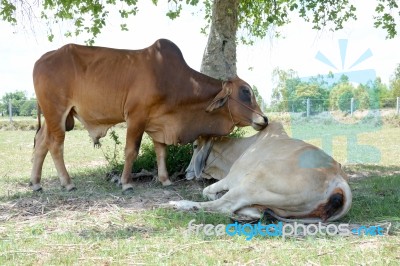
left=329, top=81, right=355, bottom=112
left=269, top=70, right=396, bottom=113
left=368, top=77, right=393, bottom=108
left=252, top=85, right=265, bottom=110
left=1, top=0, right=399, bottom=45
left=0, top=90, right=27, bottom=116
left=271, top=68, right=299, bottom=111
left=390, top=63, right=400, bottom=98
left=20, top=100, right=37, bottom=116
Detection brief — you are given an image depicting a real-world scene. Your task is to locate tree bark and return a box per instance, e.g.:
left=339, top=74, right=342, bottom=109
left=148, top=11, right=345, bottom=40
left=200, top=0, right=239, bottom=80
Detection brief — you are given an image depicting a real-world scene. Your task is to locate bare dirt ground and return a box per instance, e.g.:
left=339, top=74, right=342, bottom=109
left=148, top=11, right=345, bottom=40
left=0, top=172, right=215, bottom=223
left=1, top=163, right=397, bottom=223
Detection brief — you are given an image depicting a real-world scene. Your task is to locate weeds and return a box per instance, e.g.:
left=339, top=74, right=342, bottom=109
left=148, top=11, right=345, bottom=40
left=99, top=124, right=247, bottom=176
left=101, top=129, right=123, bottom=173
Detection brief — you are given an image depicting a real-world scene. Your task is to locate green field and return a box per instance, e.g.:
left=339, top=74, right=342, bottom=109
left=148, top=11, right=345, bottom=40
left=0, top=118, right=399, bottom=265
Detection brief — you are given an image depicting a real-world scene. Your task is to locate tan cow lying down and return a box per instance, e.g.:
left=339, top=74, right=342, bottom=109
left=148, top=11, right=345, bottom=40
left=170, top=122, right=352, bottom=222
left=31, top=39, right=268, bottom=192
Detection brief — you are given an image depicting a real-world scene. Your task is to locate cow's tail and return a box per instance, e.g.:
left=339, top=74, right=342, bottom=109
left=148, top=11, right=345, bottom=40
left=265, top=181, right=352, bottom=224
left=325, top=180, right=352, bottom=222
left=34, top=103, right=42, bottom=148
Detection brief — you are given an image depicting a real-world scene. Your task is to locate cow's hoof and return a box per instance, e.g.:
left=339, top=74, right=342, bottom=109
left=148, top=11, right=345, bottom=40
left=65, top=184, right=77, bottom=191
left=30, top=183, right=43, bottom=192
left=122, top=187, right=134, bottom=195
left=122, top=184, right=134, bottom=194
left=161, top=179, right=172, bottom=186
left=33, top=186, right=43, bottom=192
left=205, top=194, right=217, bottom=200
left=169, top=200, right=199, bottom=211
left=203, top=187, right=217, bottom=200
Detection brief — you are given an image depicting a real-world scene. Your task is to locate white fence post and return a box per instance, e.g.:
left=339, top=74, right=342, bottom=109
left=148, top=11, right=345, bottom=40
left=397, top=97, right=399, bottom=115
left=306, top=98, right=310, bottom=117
left=350, top=98, right=354, bottom=116
left=8, top=101, right=13, bottom=122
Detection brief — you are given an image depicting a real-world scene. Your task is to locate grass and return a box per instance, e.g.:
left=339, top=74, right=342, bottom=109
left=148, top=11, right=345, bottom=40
left=0, top=117, right=399, bottom=265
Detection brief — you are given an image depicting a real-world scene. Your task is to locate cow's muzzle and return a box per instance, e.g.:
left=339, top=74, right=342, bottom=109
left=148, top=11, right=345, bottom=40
left=252, top=114, right=268, bottom=131
left=185, top=170, right=196, bottom=180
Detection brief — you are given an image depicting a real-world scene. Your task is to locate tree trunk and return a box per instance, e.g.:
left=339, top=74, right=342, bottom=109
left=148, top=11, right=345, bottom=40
left=200, top=0, right=239, bottom=80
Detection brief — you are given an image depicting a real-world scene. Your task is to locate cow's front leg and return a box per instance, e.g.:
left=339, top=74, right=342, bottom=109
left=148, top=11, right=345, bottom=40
left=202, top=178, right=231, bottom=200
left=153, top=141, right=172, bottom=186
left=170, top=187, right=249, bottom=215
left=121, top=124, right=144, bottom=192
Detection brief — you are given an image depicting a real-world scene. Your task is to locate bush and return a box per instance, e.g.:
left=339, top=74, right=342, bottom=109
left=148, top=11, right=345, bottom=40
left=133, top=127, right=246, bottom=173
left=133, top=142, right=193, bottom=174
left=105, top=127, right=247, bottom=175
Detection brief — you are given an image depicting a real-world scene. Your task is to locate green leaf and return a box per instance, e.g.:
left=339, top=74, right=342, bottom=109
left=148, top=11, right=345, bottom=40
left=120, top=23, right=129, bottom=31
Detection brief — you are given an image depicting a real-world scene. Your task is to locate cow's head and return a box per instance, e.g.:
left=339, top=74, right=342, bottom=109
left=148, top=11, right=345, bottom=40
left=185, top=137, right=231, bottom=181
left=185, top=138, right=211, bottom=180
left=206, top=77, right=268, bottom=131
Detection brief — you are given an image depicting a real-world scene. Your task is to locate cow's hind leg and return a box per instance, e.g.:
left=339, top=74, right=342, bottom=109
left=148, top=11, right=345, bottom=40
left=43, top=108, right=76, bottom=191
left=30, top=124, right=49, bottom=191
left=47, top=127, right=76, bottom=191
left=153, top=141, right=172, bottom=186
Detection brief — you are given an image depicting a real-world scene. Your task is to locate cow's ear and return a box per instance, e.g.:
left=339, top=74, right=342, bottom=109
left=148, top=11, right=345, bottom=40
left=194, top=152, right=206, bottom=179
left=194, top=140, right=213, bottom=178
left=206, top=82, right=232, bottom=112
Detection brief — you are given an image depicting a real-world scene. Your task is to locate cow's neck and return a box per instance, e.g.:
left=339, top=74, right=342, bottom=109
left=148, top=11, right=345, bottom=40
left=147, top=70, right=236, bottom=145
left=178, top=71, right=236, bottom=138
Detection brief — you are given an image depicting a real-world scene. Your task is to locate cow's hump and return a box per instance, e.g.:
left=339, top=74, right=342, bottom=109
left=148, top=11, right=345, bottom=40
left=153, top=39, right=186, bottom=63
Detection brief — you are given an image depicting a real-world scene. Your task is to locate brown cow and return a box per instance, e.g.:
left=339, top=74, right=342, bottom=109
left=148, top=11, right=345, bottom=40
left=31, top=39, right=268, bottom=192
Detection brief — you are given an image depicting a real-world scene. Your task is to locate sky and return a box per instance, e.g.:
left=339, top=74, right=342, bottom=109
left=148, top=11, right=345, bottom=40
left=0, top=1, right=399, bottom=103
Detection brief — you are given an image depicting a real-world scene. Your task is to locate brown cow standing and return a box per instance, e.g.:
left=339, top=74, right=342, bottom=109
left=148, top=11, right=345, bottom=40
left=31, top=39, right=268, bottom=192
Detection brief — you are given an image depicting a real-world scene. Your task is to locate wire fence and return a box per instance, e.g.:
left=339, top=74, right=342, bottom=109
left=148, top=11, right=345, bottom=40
left=268, top=97, right=400, bottom=116
left=0, top=100, right=38, bottom=121
left=1, top=97, right=399, bottom=122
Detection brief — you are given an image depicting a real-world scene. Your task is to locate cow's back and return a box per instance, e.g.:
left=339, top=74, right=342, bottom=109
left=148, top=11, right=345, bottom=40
left=34, top=41, right=181, bottom=129
left=226, top=122, right=342, bottom=195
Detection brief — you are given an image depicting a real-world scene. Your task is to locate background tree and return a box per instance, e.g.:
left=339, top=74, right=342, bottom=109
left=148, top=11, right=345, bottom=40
left=329, top=81, right=355, bottom=112
left=294, top=83, right=325, bottom=113
left=1, top=0, right=399, bottom=82
left=354, top=84, right=370, bottom=110
left=390, top=63, right=400, bottom=98
left=0, top=91, right=27, bottom=116
left=328, top=76, right=371, bottom=112
left=252, top=85, right=265, bottom=110
left=271, top=68, right=299, bottom=111
left=366, top=77, right=393, bottom=108
left=19, top=99, right=38, bottom=117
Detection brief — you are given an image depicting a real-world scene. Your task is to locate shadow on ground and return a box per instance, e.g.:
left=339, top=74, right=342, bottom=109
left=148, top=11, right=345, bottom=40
left=0, top=165, right=399, bottom=236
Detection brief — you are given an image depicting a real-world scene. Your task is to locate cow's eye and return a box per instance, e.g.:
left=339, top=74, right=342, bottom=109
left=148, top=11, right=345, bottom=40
left=239, top=86, right=251, bottom=102
left=193, top=144, right=198, bottom=149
